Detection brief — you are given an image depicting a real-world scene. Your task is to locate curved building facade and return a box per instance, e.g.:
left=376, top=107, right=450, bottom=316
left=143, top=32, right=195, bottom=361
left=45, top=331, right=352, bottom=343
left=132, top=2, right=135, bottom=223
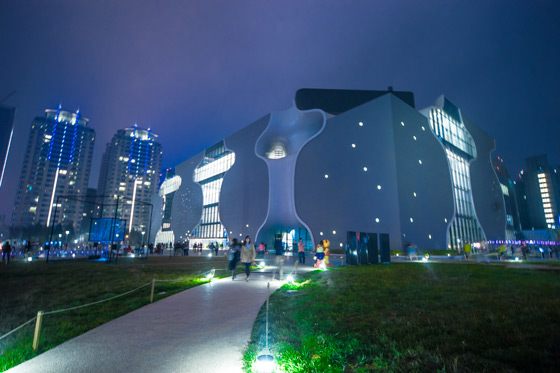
left=159, top=88, right=506, bottom=252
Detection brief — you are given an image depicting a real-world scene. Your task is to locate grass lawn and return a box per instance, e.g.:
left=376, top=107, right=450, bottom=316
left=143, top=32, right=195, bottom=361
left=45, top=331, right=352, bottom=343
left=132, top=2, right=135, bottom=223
left=244, top=263, right=560, bottom=372
left=0, top=255, right=229, bottom=371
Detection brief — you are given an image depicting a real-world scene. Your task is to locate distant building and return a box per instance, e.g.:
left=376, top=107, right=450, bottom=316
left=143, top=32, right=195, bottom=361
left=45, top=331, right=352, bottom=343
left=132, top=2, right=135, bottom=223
left=515, top=155, right=559, bottom=230
left=12, top=107, right=95, bottom=228
left=158, top=88, right=506, bottom=252
left=492, top=157, right=521, bottom=239
left=152, top=169, right=181, bottom=245
left=97, top=126, right=162, bottom=235
left=0, top=104, right=15, bottom=189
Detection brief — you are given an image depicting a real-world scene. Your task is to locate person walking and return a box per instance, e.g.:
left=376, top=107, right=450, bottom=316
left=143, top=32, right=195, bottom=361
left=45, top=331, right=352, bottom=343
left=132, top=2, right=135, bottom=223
left=273, top=237, right=285, bottom=280
left=298, top=238, right=306, bottom=264
left=2, top=241, right=12, bottom=265
left=228, top=238, right=241, bottom=280
left=240, top=236, right=256, bottom=281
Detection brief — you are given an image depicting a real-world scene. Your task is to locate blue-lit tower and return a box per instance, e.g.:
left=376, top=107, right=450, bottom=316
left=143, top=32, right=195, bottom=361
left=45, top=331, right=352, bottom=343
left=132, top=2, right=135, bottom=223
left=97, top=126, right=162, bottom=235
left=12, top=107, right=95, bottom=228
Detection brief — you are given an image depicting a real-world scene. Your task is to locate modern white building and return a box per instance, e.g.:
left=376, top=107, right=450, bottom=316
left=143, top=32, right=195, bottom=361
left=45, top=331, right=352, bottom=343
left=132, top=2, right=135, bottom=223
left=155, top=88, right=506, bottom=253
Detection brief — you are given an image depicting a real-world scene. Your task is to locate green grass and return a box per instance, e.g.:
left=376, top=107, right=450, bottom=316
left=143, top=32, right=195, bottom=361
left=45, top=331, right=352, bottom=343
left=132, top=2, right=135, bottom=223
left=243, top=263, right=560, bottom=372
left=0, top=255, right=230, bottom=371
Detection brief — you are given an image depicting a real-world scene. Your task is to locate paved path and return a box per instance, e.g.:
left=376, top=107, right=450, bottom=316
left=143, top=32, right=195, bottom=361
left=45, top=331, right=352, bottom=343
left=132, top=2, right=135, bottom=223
left=6, top=262, right=313, bottom=373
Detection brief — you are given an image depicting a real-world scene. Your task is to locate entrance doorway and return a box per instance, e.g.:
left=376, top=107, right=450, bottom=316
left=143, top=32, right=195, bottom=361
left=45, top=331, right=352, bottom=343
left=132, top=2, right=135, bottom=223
left=272, top=228, right=311, bottom=254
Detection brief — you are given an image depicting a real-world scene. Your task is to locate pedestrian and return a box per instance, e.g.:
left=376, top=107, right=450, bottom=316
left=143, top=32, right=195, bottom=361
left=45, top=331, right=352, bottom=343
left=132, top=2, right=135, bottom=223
left=274, top=237, right=285, bottom=280
left=463, top=242, right=472, bottom=261
left=241, top=236, right=256, bottom=281
left=298, top=238, right=306, bottom=264
left=228, top=238, right=241, bottom=279
left=522, top=244, right=529, bottom=261
left=2, top=241, right=12, bottom=265
left=215, top=242, right=219, bottom=256
left=257, top=242, right=266, bottom=259
left=209, top=241, right=215, bottom=256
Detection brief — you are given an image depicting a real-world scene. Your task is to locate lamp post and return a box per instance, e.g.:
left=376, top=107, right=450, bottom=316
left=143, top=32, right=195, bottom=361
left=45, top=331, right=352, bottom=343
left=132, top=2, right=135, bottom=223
left=129, top=180, right=142, bottom=234
left=65, top=230, right=69, bottom=248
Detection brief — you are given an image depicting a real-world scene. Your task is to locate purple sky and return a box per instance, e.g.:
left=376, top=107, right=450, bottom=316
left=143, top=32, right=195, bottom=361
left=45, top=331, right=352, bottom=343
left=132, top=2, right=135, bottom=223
left=1, top=0, right=560, bottom=218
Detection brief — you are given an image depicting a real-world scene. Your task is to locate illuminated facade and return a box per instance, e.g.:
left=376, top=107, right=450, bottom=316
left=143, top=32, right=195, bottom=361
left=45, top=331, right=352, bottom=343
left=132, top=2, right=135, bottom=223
left=163, top=89, right=506, bottom=251
left=97, top=126, right=162, bottom=234
left=191, top=141, right=235, bottom=242
left=153, top=169, right=181, bottom=245
left=515, top=155, right=560, bottom=230
left=420, top=97, right=486, bottom=250
left=12, top=107, right=95, bottom=228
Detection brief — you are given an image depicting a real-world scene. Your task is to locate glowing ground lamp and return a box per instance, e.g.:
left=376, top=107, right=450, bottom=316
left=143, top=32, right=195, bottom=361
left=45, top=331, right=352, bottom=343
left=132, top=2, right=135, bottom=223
left=255, top=282, right=275, bottom=372
left=286, top=274, right=294, bottom=283
left=205, top=269, right=216, bottom=281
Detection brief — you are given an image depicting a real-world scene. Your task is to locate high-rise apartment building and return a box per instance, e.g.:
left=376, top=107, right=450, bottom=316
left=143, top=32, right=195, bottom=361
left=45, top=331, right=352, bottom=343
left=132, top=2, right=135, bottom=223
left=12, top=107, right=95, bottom=228
left=97, top=126, right=162, bottom=234
left=515, top=155, right=559, bottom=230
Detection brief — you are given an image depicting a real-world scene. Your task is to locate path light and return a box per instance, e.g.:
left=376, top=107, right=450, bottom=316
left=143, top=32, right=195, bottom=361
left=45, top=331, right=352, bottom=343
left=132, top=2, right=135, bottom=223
left=27, top=257, right=33, bottom=262
left=286, top=274, right=294, bottom=283
left=255, top=354, right=274, bottom=373
left=205, top=269, right=215, bottom=281
left=256, top=282, right=275, bottom=372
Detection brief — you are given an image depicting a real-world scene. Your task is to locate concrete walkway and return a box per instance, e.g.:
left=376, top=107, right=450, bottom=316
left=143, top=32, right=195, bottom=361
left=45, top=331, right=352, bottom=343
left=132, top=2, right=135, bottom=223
left=7, top=260, right=315, bottom=373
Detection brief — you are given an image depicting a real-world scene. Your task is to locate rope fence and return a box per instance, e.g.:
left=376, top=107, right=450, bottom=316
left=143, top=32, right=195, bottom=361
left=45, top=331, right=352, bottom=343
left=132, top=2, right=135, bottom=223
left=0, top=269, right=220, bottom=352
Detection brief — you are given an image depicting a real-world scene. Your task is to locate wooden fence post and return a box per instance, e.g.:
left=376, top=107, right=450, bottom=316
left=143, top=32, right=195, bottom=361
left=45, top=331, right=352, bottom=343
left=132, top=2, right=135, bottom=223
left=32, top=311, right=44, bottom=352
left=150, top=279, right=155, bottom=303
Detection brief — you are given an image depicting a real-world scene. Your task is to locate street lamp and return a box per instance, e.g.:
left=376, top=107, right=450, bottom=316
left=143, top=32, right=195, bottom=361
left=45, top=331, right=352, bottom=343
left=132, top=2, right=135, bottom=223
left=141, top=231, right=145, bottom=247
left=65, top=230, right=69, bottom=246
left=129, top=179, right=142, bottom=233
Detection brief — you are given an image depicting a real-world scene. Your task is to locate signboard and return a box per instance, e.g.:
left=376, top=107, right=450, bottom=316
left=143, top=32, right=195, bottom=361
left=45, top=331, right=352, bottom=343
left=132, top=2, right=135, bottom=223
left=89, top=218, right=125, bottom=242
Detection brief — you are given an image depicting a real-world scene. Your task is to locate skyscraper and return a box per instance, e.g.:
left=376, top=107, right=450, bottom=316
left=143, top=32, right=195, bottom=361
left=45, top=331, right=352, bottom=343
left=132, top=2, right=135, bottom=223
left=12, top=107, right=95, bottom=228
left=515, top=155, right=559, bottom=230
left=97, top=125, right=162, bottom=235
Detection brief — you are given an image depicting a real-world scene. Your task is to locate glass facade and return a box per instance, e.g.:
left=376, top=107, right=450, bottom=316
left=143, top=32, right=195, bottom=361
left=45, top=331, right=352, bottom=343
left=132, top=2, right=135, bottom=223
left=192, top=141, right=235, bottom=241
left=427, top=101, right=486, bottom=250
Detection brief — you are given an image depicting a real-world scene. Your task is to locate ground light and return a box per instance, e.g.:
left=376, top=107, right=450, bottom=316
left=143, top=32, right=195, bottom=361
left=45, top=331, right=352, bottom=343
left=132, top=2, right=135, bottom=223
left=286, top=274, right=294, bottom=283
left=27, top=257, right=33, bottom=262
left=255, top=282, right=275, bottom=372
left=205, top=269, right=215, bottom=281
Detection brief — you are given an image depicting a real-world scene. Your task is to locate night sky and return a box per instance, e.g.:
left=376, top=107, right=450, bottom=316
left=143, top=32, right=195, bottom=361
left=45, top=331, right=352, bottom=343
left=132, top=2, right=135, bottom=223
left=1, top=0, right=559, bottom=218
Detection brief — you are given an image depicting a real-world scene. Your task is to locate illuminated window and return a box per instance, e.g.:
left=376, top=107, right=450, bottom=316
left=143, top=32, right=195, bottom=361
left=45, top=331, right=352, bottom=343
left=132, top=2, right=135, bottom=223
left=267, top=144, right=286, bottom=159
